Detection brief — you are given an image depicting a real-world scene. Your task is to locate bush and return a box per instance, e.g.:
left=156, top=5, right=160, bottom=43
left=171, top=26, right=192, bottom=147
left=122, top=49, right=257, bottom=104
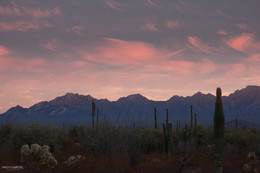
left=20, top=143, right=57, bottom=171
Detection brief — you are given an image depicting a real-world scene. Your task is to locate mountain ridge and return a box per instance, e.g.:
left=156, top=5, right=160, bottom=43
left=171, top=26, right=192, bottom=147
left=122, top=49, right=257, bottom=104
left=1, top=85, right=260, bottom=127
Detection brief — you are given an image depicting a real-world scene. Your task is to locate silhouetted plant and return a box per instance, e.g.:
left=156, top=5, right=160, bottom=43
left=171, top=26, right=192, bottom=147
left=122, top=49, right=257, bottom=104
left=154, top=107, right=157, bottom=129
left=162, top=122, right=173, bottom=156
left=92, top=100, right=96, bottom=128
left=214, top=88, right=225, bottom=173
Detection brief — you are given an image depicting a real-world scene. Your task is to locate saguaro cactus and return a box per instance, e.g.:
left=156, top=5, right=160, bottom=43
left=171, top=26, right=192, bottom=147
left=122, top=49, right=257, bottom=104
left=154, top=107, right=157, bottom=129
left=214, top=88, right=225, bottom=173
left=184, top=124, right=188, bottom=150
left=92, top=100, right=96, bottom=128
left=190, top=105, right=193, bottom=142
left=96, top=108, right=99, bottom=127
left=194, top=113, right=197, bottom=137
left=163, top=122, right=173, bottom=156
left=235, top=117, right=238, bottom=130
left=166, top=108, right=169, bottom=124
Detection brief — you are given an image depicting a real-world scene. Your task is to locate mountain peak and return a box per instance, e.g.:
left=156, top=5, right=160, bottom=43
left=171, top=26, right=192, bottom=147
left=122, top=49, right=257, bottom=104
left=229, top=85, right=260, bottom=97
left=5, top=105, right=26, bottom=114
left=117, top=93, right=148, bottom=102
left=51, top=93, right=92, bottom=105
left=192, top=91, right=203, bottom=96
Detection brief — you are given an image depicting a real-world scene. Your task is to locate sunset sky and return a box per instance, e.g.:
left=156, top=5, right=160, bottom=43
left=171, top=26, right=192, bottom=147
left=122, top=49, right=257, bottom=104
left=0, top=0, right=260, bottom=113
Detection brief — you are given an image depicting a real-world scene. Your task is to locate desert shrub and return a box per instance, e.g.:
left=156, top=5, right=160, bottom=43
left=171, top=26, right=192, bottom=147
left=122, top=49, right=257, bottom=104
left=136, top=128, right=164, bottom=153
left=248, top=133, right=260, bottom=156
left=55, top=129, right=72, bottom=149
left=20, top=143, right=57, bottom=171
left=0, top=124, right=13, bottom=146
left=73, top=122, right=129, bottom=154
left=66, top=155, right=85, bottom=165
left=10, top=126, right=30, bottom=149
left=224, top=142, right=239, bottom=157
left=9, top=124, right=72, bottom=151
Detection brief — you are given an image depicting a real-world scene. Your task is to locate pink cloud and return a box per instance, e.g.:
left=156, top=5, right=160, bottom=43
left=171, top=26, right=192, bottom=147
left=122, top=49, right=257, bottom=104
left=103, top=0, right=125, bottom=11
left=247, top=54, right=260, bottom=62
left=70, top=61, right=88, bottom=68
left=0, top=45, right=11, bottom=56
left=175, top=1, right=200, bottom=14
left=187, top=36, right=216, bottom=53
left=0, top=5, right=22, bottom=15
left=23, top=6, right=62, bottom=18
left=0, top=21, right=40, bottom=31
left=147, top=0, right=162, bottom=8
left=236, top=23, right=249, bottom=30
left=0, top=5, right=62, bottom=18
left=79, top=38, right=187, bottom=66
left=0, top=55, right=47, bottom=72
left=216, top=9, right=237, bottom=19
left=41, top=39, right=58, bottom=52
left=93, top=38, right=157, bottom=64
left=142, top=21, right=159, bottom=32
left=217, top=29, right=228, bottom=35
left=65, top=26, right=86, bottom=36
left=0, top=57, right=13, bottom=70
left=224, top=33, right=260, bottom=53
left=166, top=20, right=179, bottom=29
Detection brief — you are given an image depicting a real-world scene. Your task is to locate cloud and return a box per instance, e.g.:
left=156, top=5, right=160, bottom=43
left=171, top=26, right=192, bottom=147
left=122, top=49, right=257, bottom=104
left=216, top=9, right=240, bottom=19
left=0, top=5, right=22, bottom=15
left=236, top=23, right=249, bottom=30
left=142, top=21, right=159, bottom=32
left=0, top=20, right=51, bottom=31
left=65, top=26, right=86, bottom=36
left=224, top=33, right=260, bottom=54
left=85, top=38, right=158, bottom=65
left=79, top=38, right=186, bottom=66
left=246, top=54, right=260, bottom=62
left=41, top=39, right=58, bottom=52
left=147, top=0, right=162, bottom=8
left=0, top=45, right=11, bottom=56
left=0, top=56, right=46, bottom=72
left=217, top=29, right=228, bottom=35
left=0, top=5, right=62, bottom=18
left=175, top=1, right=200, bottom=14
left=103, top=0, right=125, bottom=11
left=187, top=36, right=216, bottom=53
left=166, top=20, right=179, bottom=29
left=22, top=6, right=62, bottom=18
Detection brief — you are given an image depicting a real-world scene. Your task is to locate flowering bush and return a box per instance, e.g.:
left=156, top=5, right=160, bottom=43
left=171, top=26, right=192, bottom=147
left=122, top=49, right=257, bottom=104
left=67, top=155, right=85, bottom=166
left=20, top=143, right=57, bottom=170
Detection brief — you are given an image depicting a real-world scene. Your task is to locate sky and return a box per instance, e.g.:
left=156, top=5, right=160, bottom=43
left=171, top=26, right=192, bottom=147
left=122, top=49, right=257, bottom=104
left=0, top=0, right=260, bottom=113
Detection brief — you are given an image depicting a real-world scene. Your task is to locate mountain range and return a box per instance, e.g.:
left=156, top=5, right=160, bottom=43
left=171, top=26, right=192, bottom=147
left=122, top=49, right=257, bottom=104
left=0, top=85, right=260, bottom=128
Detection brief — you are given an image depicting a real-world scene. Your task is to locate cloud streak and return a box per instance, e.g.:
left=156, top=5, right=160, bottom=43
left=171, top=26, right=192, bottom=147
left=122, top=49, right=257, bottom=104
left=187, top=36, right=217, bottom=53
left=103, top=0, right=125, bottom=11
left=166, top=20, right=179, bottom=29
left=224, top=33, right=260, bottom=54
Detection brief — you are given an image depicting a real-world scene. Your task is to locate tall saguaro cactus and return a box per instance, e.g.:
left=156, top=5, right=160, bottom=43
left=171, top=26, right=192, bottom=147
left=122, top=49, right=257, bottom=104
left=166, top=108, right=169, bottom=124
left=92, top=100, right=96, bottom=128
left=214, top=88, right=225, bottom=173
left=154, top=107, right=157, bottom=129
left=96, top=108, right=99, bottom=127
left=190, top=105, right=193, bottom=141
left=194, top=113, right=197, bottom=137
left=184, top=123, right=188, bottom=151
left=163, top=122, right=173, bottom=156
left=235, top=117, right=238, bottom=130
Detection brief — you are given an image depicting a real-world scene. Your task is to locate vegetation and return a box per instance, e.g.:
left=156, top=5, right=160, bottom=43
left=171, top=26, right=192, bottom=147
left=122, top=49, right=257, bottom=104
left=214, top=88, right=225, bottom=173
left=0, top=88, right=259, bottom=172
left=0, top=121, right=259, bottom=172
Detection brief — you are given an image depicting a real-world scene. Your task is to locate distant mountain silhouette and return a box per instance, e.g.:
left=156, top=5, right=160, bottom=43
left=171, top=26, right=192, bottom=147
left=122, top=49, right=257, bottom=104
left=1, top=85, right=260, bottom=127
